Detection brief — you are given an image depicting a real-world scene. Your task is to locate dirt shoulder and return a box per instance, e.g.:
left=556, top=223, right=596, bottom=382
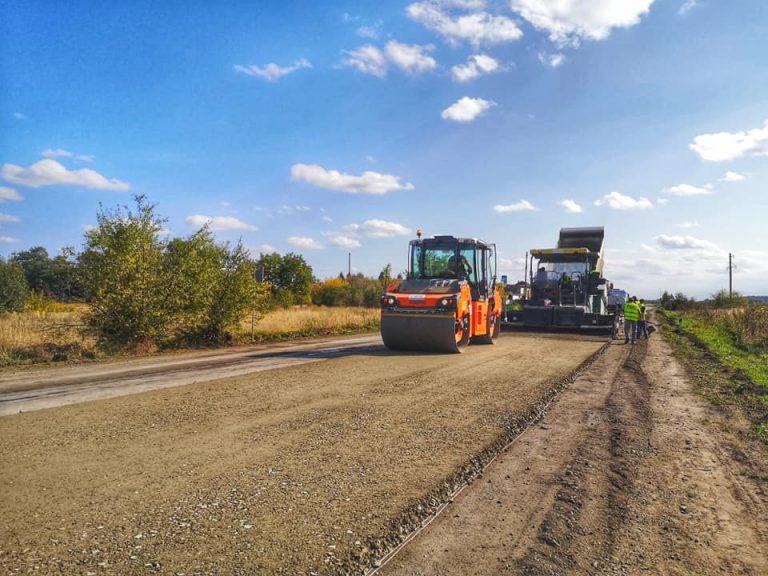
left=381, top=327, right=768, bottom=575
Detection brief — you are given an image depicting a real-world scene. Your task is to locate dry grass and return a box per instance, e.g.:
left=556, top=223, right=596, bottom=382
left=239, top=305, right=379, bottom=339
left=1, top=305, right=380, bottom=366
left=0, top=307, right=95, bottom=366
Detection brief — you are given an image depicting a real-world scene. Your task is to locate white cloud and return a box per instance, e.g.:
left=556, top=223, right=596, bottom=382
left=719, top=170, right=745, bottom=182
left=407, top=1, right=523, bottom=46
left=342, top=45, right=388, bottom=77
left=689, top=119, right=768, bottom=162
left=385, top=41, right=438, bottom=73
left=257, top=244, right=279, bottom=254
left=234, top=58, right=311, bottom=82
left=0, top=187, right=23, bottom=202
left=558, top=199, right=582, bottom=213
left=678, top=0, right=697, bottom=15
left=655, top=234, right=719, bottom=251
left=451, top=53, right=500, bottom=82
left=441, top=96, right=495, bottom=122
left=657, top=198, right=669, bottom=205
left=322, top=215, right=334, bottom=223
left=677, top=220, right=700, bottom=229
left=663, top=183, right=713, bottom=196
left=493, top=200, right=537, bottom=213
left=356, top=25, right=381, bottom=39
left=594, top=191, right=652, bottom=210
left=344, top=41, right=437, bottom=76
left=76, top=154, right=95, bottom=162
left=0, top=212, right=21, bottom=223
left=0, top=236, right=19, bottom=243
left=538, top=51, right=565, bottom=68
left=185, top=215, right=257, bottom=232
left=328, top=235, right=362, bottom=249
left=345, top=219, right=411, bottom=238
left=291, top=163, right=414, bottom=195
left=288, top=236, right=324, bottom=250
left=41, top=148, right=73, bottom=158
left=1, top=159, right=130, bottom=191
left=509, top=0, right=655, bottom=45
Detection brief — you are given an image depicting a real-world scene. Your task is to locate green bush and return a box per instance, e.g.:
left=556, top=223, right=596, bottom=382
left=0, top=260, right=29, bottom=312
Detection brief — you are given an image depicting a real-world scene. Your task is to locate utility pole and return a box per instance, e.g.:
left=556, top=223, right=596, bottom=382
left=729, top=253, right=733, bottom=300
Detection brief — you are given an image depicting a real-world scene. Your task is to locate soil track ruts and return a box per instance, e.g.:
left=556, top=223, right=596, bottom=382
left=380, top=327, right=768, bottom=576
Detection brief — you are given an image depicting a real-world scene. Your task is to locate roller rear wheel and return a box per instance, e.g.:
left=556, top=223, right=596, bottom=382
left=473, top=312, right=500, bottom=345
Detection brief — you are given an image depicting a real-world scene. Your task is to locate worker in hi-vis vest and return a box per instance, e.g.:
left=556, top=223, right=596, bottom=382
left=623, top=296, right=640, bottom=344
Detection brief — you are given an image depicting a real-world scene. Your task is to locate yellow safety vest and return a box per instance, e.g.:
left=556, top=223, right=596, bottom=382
left=624, top=301, right=639, bottom=321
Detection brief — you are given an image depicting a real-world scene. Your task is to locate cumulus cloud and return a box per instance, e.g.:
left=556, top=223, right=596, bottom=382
left=689, top=119, right=768, bottom=162
left=0, top=187, right=23, bottom=202
left=407, top=1, right=523, bottom=46
left=185, top=215, right=257, bottom=232
left=328, top=235, right=362, bottom=249
left=509, top=0, right=655, bottom=45
left=450, top=53, right=500, bottom=82
left=0, top=236, right=19, bottom=243
left=558, top=199, right=582, bottom=213
left=441, top=96, right=495, bottom=122
left=493, top=200, right=537, bottom=213
left=0, top=212, right=21, bottom=223
left=594, top=191, right=652, bottom=210
left=1, top=159, right=130, bottom=191
left=538, top=51, right=565, bottom=68
left=385, top=41, right=438, bottom=73
left=234, top=58, right=311, bottom=82
left=342, top=45, right=388, bottom=77
left=344, top=41, right=437, bottom=76
left=663, top=183, right=713, bottom=196
left=291, top=163, right=414, bottom=195
left=719, top=170, right=746, bottom=182
left=345, top=219, right=411, bottom=238
left=655, top=234, right=719, bottom=251
left=257, top=244, right=280, bottom=255
left=288, top=236, right=323, bottom=250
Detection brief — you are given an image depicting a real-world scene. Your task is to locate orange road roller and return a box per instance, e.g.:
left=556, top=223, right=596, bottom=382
left=380, top=233, right=503, bottom=353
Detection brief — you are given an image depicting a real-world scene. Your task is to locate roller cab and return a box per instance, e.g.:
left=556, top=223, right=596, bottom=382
left=381, top=234, right=502, bottom=353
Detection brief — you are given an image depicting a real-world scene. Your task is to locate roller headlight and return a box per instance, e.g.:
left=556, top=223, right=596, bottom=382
left=436, top=296, right=457, bottom=310
left=381, top=295, right=397, bottom=308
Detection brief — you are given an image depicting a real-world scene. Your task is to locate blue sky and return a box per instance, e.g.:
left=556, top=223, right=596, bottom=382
left=1, top=0, right=767, bottom=299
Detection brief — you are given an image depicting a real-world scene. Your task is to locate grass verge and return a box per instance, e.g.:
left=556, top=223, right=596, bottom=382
left=658, top=309, right=768, bottom=446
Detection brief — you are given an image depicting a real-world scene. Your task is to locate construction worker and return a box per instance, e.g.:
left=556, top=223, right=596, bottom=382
left=623, top=296, right=640, bottom=344
left=636, top=299, right=649, bottom=339
left=447, top=254, right=472, bottom=278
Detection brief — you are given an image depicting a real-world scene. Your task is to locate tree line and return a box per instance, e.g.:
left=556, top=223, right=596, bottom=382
left=1, top=195, right=395, bottom=348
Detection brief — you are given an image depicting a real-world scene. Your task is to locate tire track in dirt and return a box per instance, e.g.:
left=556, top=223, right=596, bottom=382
left=381, top=329, right=768, bottom=576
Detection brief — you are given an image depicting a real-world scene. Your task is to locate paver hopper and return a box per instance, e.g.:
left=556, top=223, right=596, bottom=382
left=504, top=227, right=617, bottom=333
left=381, top=233, right=503, bottom=353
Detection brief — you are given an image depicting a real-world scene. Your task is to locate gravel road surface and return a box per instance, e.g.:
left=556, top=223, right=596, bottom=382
left=0, top=332, right=602, bottom=575
left=2, top=329, right=765, bottom=576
